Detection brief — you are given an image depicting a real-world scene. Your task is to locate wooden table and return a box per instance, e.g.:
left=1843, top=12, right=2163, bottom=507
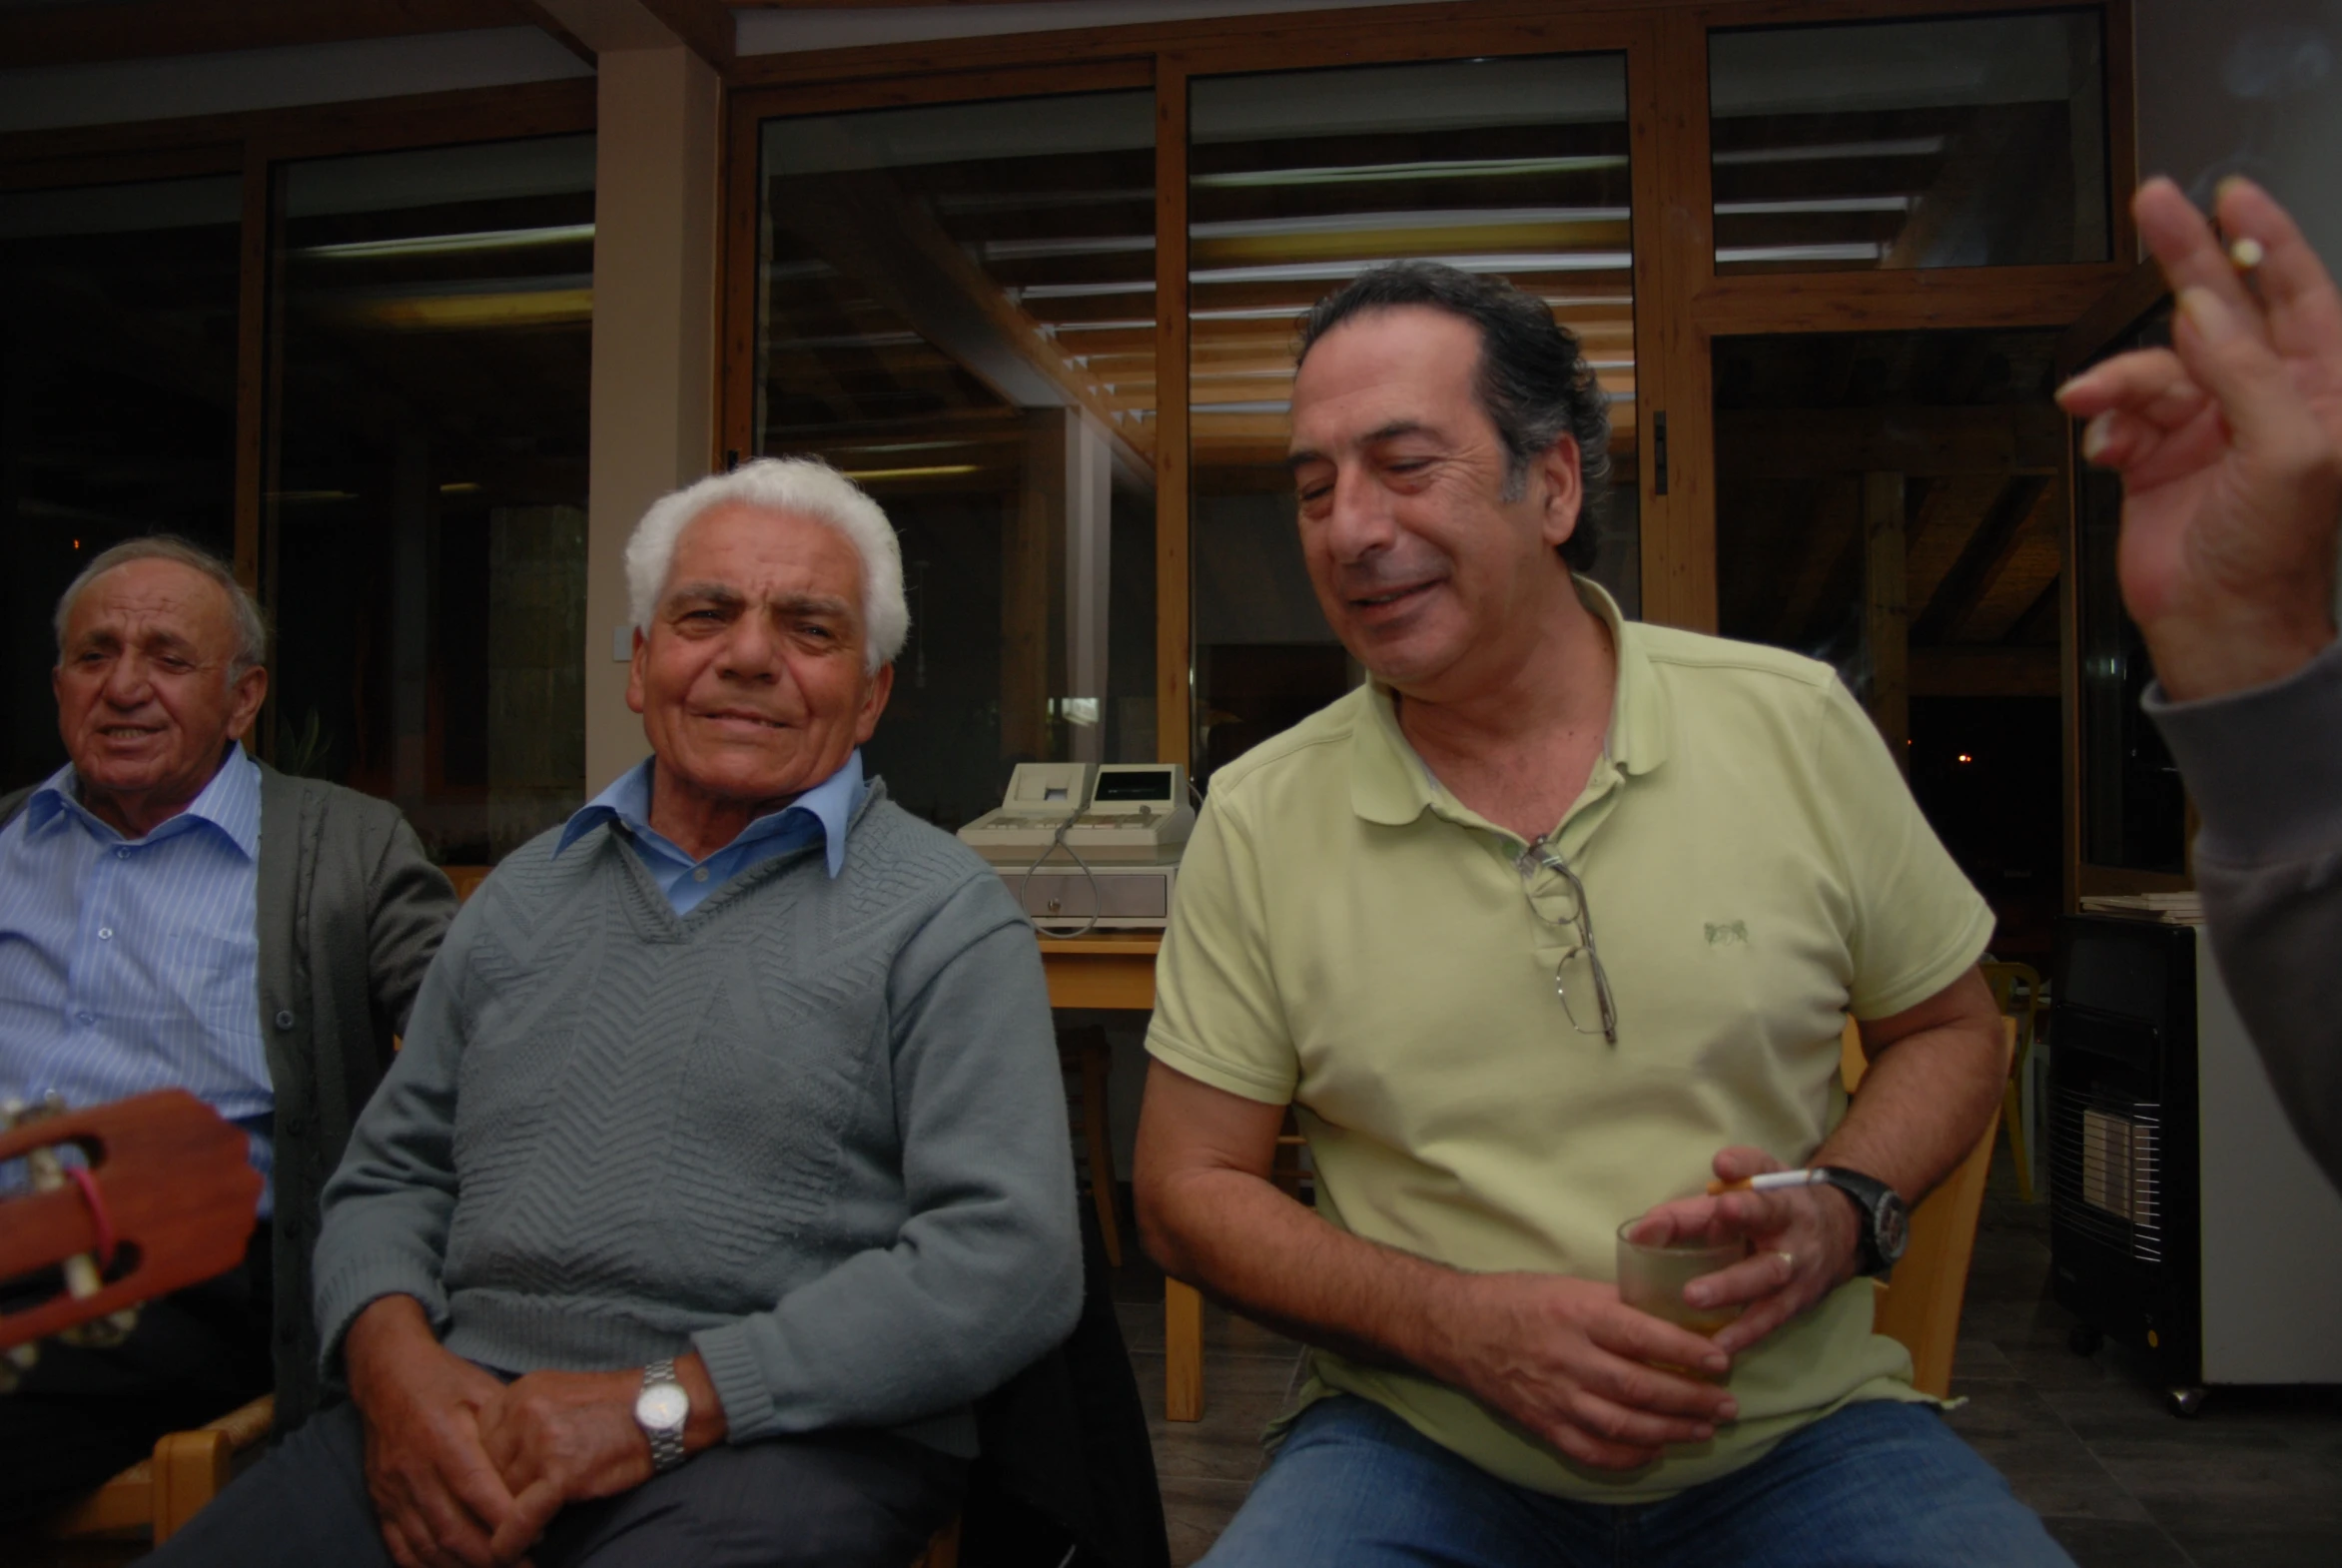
left=1035, top=934, right=1204, bottom=1422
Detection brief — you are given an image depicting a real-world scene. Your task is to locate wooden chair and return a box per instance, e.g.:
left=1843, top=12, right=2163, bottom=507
left=911, top=1512, right=961, bottom=1567
left=45, top=1393, right=275, bottom=1548
left=1841, top=1016, right=2008, bottom=1398
left=1977, top=961, right=2043, bottom=1202
left=442, top=863, right=492, bottom=904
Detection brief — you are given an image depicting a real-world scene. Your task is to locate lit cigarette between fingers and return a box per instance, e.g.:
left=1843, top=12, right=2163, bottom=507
left=1705, top=1169, right=1829, bottom=1195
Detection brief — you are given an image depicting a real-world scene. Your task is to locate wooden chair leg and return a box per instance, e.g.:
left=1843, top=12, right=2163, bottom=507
left=151, top=1427, right=231, bottom=1543
left=1166, top=1277, right=1203, bottom=1422
left=1079, top=1042, right=1124, bottom=1268
left=912, top=1509, right=962, bottom=1568
left=2001, top=1077, right=2033, bottom=1203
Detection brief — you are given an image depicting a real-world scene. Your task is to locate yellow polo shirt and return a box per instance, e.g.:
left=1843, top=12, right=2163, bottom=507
left=1146, top=582, right=1994, bottom=1502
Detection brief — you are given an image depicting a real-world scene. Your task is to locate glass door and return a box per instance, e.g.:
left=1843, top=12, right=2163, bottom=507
left=1185, top=53, right=1640, bottom=785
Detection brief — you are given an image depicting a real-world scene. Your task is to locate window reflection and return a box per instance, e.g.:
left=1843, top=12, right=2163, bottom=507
left=1188, top=55, right=1640, bottom=784
left=267, top=135, right=593, bottom=863
left=2074, top=307, right=2185, bottom=875
left=1711, top=11, right=2108, bottom=273
left=0, top=178, right=242, bottom=790
left=756, top=93, right=1158, bottom=830
left=1714, top=329, right=2067, bottom=958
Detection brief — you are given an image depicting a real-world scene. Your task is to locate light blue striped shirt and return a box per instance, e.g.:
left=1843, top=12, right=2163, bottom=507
left=555, top=750, right=867, bottom=914
left=0, top=746, right=275, bottom=1209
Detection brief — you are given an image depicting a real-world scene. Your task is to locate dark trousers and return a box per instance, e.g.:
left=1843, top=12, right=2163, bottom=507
left=0, top=1228, right=274, bottom=1529
left=143, top=1397, right=968, bottom=1568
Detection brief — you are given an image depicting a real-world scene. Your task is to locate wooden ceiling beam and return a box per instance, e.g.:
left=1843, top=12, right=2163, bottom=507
left=1912, top=474, right=2049, bottom=644
left=767, top=169, right=1151, bottom=477
left=522, top=0, right=734, bottom=65
left=1717, top=405, right=2066, bottom=480
left=636, top=0, right=737, bottom=65
left=0, top=1, right=529, bottom=70
left=1911, top=646, right=2060, bottom=699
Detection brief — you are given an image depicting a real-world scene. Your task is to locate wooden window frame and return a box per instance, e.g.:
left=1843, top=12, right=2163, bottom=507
left=717, top=0, right=2133, bottom=773
left=0, top=0, right=2133, bottom=786
left=0, top=78, right=596, bottom=772
left=1, top=77, right=596, bottom=606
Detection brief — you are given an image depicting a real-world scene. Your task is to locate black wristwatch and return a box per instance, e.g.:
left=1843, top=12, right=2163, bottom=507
left=1811, top=1167, right=1910, bottom=1279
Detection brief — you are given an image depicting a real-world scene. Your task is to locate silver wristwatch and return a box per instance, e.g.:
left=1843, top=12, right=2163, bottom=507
left=634, top=1358, right=689, bottom=1473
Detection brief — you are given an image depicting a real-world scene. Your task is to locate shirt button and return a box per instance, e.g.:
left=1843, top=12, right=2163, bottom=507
left=114, top=847, right=130, bottom=860
left=692, top=867, right=709, bottom=882
left=76, top=1011, right=96, bottom=1026
left=97, top=928, right=113, bottom=941
left=275, top=1010, right=297, bottom=1030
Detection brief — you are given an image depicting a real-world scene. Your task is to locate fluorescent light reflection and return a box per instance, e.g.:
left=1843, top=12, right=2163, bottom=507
left=839, top=463, right=981, bottom=481
left=1715, top=196, right=1912, bottom=215
left=1193, top=155, right=1628, bottom=189
left=300, top=224, right=594, bottom=260
left=1191, top=253, right=1631, bottom=286
left=1191, top=208, right=1628, bottom=239
left=1711, top=137, right=1946, bottom=166
left=1715, top=243, right=1883, bottom=264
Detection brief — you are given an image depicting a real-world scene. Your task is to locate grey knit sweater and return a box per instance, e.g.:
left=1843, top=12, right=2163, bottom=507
left=2148, top=638, right=2342, bottom=1190
left=311, top=784, right=1080, bottom=1456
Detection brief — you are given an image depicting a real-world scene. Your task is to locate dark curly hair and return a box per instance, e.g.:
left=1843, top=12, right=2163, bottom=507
left=1295, top=261, right=1611, bottom=572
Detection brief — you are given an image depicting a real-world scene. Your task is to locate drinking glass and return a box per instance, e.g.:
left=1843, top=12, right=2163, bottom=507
left=1616, top=1221, right=1749, bottom=1338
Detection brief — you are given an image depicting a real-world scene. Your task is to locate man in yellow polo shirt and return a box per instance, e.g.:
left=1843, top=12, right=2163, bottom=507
left=1134, top=263, right=2071, bottom=1567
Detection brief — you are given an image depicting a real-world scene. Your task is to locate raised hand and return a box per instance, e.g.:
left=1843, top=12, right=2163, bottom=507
left=344, top=1295, right=526, bottom=1568
left=1627, top=1146, right=1861, bottom=1359
left=2056, top=176, right=2341, bottom=702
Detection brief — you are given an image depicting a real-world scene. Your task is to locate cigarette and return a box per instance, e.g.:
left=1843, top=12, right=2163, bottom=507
left=1706, top=1169, right=1827, bottom=1195
left=2229, top=236, right=2266, bottom=272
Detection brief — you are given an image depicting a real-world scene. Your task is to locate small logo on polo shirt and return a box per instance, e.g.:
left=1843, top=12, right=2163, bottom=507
left=1705, top=920, right=1748, bottom=947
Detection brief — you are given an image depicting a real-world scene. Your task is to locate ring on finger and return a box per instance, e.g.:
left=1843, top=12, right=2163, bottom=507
left=1775, top=1249, right=1796, bottom=1272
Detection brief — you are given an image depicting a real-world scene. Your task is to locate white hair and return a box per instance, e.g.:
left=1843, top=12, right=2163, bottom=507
left=623, top=457, right=908, bottom=672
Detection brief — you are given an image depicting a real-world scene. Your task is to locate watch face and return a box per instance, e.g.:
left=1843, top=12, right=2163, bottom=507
left=1877, top=1197, right=1911, bottom=1261
left=635, top=1383, right=689, bottom=1430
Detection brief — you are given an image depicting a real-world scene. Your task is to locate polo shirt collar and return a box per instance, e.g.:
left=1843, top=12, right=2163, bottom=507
left=1348, top=576, right=1670, bottom=828
left=556, top=748, right=866, bottom=878
left=27, top=743, right=262, bottom=856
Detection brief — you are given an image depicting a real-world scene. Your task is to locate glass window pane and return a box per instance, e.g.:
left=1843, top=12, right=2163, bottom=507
left=2073, top=305, right=2186, bottom=875
left=1711, top=11, right=2108, bottom=273
left=1188, top=55, right=1639, bottom=785
left=1713, top=329, right=2067, bottom=959
left=269, top=135, right=594, bottom=863
left=1, top=177, right=242, bottom=790
left=756, top=92, right=1157, bottom=831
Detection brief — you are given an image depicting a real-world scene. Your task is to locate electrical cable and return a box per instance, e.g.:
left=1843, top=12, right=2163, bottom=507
left=1018, top=810, right=1104, bottom=938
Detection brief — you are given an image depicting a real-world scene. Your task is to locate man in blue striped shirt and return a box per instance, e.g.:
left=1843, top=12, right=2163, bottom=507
left=0, top=536, right=455, bottom=1524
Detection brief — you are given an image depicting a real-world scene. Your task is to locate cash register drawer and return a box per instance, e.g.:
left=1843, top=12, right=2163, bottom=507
left=1007, top=870, right=1170, bottom=921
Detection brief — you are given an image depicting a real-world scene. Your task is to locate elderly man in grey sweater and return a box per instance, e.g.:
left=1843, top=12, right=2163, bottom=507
left=154, top=459, right=1081, bottom=1568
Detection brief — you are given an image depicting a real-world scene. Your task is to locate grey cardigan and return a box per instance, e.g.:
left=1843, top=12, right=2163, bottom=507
left=1, top=759, right=456, bottom=1430
left=2147, top=638, right=2342, bottom=1190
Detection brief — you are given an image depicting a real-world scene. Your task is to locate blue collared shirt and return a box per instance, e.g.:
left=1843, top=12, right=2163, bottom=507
left=0, top=746, right=275, bottom=1209
left=555, top=750, right=867, bottom=914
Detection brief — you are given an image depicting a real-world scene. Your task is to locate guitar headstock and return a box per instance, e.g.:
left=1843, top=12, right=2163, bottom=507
left=1, top=1090, right=262, bottom=1355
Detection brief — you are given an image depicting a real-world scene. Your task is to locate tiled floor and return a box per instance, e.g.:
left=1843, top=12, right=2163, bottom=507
left=1113, top=1149, right=2342, bottom=1566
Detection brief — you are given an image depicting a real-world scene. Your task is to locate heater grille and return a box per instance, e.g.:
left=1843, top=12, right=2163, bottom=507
left=2051, top=1089, right=2162, bottom=1262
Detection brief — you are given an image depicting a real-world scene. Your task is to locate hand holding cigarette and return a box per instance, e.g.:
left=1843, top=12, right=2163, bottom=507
left=2055, top=176, right=2341, bottom=704
left=1705, top=1169, right=1827, bottom=1195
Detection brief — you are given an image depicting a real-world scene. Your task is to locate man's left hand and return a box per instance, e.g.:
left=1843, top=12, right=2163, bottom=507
left=1627, top=1146, right=1861, bottom=1358
left=474, top=1370, right=654, bottom=1561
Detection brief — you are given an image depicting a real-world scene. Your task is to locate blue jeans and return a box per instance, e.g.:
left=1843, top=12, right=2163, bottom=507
left=1200, top=1395, right=2072, bottom=1568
